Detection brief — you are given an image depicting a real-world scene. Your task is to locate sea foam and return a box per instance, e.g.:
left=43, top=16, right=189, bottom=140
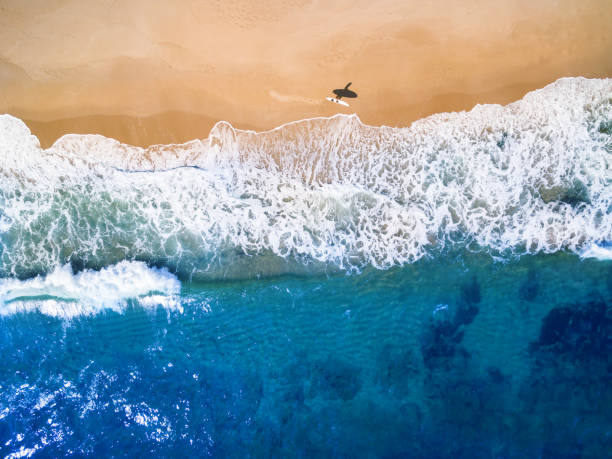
left=580, top=243, right=612, bottom=261
left=0, top=77, right=610, bottom=279
left=0, top=261, right=181, bottom=318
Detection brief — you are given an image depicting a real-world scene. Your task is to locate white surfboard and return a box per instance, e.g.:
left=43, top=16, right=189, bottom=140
left=326, top=97, right=349, bottom=107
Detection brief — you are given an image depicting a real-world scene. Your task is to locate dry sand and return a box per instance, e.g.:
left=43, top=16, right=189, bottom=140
left=1, top=0, right=611, bottom=147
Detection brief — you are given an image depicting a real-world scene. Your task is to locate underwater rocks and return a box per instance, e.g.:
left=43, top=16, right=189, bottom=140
left=460, top=275, right=482, bottom=306
left=515, top=297, right=612, bottom=458
left=310, top=356, right=362, bottom=401
left=421, top=277, right=482, bottom=369
left=421, top=316, right=468, bottom=369
left=487, top=366, right=505, bottom=385
left=532, top=297, right=611, bottom=360
left=518, top=268, right=539, bottom=301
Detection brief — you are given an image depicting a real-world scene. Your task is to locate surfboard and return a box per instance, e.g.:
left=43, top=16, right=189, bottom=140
left=326, top=97, right=349, bottom=107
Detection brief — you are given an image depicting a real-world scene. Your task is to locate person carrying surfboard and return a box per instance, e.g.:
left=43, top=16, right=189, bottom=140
left=326, top=82, right=357, bottom=107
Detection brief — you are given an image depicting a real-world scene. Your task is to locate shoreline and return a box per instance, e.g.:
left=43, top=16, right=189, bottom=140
left=16, top=77, right=602, bottom=149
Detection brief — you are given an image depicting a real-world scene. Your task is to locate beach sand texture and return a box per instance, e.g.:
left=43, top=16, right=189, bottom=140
left=1, top=0, right=611, bottom=147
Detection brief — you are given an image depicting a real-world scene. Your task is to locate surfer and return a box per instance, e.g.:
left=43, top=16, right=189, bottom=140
left=333, top=82, right=358, bottom=100
left=326, top=82, right=357, bottom=107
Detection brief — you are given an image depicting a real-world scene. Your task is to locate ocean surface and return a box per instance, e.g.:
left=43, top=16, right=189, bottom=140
left=0, top=77, right=611, bottom=457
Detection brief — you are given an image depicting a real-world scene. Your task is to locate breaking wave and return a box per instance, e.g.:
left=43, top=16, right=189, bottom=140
left=0, top=77, right=610, bottom=280
left=0, top=261, right=180, bottom=318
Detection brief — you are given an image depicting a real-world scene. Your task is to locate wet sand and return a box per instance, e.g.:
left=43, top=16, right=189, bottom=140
left=1, top=0, right=611, bottom=147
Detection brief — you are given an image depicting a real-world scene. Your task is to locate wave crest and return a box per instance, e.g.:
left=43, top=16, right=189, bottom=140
left=0, top=261, right=180, bottom=317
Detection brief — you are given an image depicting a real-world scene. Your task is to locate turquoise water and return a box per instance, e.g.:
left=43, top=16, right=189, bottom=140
left=1, top=77, right=611, bottom=456
left=1, top=254, right=611, bottom=457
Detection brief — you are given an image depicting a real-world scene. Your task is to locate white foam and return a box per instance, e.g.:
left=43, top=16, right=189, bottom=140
left=580, top=243, right=612, bottom=261
left=0, top=77, right=610, bottom=278
left=0, top=261, right=181, bottom=318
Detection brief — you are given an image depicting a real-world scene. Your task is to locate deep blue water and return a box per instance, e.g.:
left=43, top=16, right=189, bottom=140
left=1, top=253, right=611, bottom=458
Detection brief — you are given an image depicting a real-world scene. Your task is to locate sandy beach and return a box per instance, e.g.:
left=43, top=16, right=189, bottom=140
left=1, top=0, right=611, bottom=147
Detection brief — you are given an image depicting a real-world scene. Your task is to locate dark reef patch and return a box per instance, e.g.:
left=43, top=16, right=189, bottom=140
left=460, top=275, right=482, bottom=306
left=455, top=302, right=479, bottom=327
left=421, top=317, right=468, bottom=370
left=421, top=277, right=482, bottom=369
left=531, top=297, right=611, bottom=360
left=310, top=356, right=362, bottom=401
left=519, top=268, right=539, bottom=301
left=487, top=366, right=505, bottom=384
left=516, top=296, right=612, bottom=456
left=421, top=294, right=481, bottom=371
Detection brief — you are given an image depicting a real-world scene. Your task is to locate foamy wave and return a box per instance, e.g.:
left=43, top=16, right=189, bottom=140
left=580, top=243, right=612, bottom=261
left=0, top=261, right=181, bottom=318
left=0, top=77, right=610, bottom=278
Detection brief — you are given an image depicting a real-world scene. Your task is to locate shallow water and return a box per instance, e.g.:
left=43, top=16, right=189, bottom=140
left=1, top=77, right=611, bottom=457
